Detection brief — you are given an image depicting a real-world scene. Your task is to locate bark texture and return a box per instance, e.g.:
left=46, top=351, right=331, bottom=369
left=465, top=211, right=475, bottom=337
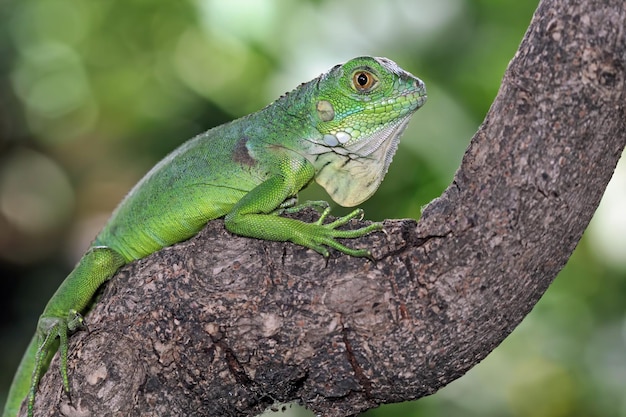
left=25, top=0, right=626, bottom=416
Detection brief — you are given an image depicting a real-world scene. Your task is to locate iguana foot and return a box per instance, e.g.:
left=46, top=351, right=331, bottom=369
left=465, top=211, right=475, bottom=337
left=297, top=207, right=383, bottom=258
left=27, top=310, right=84, bottom=417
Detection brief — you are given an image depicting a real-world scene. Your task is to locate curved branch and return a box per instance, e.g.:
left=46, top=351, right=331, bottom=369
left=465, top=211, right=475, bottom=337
left=26, top=0, right=626, bottom=416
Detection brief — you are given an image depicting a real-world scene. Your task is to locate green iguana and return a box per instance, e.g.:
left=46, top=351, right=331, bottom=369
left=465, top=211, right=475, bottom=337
left=2, top=56, right=426, bottom=417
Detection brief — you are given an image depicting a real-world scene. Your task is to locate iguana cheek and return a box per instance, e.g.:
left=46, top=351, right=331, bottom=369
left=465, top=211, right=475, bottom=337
left=322, top=131, right=352, bottom=147
left=335, top=131, right=351, bottom=143
left=323, top=134, right=339, bottom=146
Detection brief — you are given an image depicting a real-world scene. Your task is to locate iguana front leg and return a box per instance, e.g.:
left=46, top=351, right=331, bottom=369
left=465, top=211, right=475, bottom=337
left=224, top=156, right=381, bottom=257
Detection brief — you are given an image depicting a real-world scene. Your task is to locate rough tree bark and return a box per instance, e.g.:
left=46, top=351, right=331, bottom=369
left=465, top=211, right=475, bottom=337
left=24, top=0, right=626, bottom=416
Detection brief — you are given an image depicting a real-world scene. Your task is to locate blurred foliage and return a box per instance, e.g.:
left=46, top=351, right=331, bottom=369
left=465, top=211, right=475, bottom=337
left=1, top=0, right=626, bottom=416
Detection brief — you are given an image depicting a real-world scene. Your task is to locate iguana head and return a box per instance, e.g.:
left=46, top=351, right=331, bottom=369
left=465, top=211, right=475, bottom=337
left=308, top=56, right=427, bottom=207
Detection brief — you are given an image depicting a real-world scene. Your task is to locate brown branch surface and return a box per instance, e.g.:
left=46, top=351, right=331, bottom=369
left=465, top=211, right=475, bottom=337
left=25, top=0, right=626, bottom=416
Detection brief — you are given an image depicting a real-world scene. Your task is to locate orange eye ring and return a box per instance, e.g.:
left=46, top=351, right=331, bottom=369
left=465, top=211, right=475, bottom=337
left=352, top=70, right=377, bottom=91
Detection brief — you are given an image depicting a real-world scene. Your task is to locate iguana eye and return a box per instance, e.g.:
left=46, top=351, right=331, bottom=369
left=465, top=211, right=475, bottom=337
left=352, top=70, right=377, bottom=92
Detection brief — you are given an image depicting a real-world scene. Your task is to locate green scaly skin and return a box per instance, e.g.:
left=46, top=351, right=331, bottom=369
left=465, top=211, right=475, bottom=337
left=2, top=56, right=426, bottom=417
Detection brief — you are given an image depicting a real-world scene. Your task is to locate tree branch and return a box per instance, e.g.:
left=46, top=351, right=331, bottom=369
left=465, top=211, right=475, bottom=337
left=26, top=0, right=626, bottom=416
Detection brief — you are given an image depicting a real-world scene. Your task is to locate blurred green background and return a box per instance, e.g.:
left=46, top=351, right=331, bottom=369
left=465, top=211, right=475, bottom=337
left=2, top=0, right=626, bottom=416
